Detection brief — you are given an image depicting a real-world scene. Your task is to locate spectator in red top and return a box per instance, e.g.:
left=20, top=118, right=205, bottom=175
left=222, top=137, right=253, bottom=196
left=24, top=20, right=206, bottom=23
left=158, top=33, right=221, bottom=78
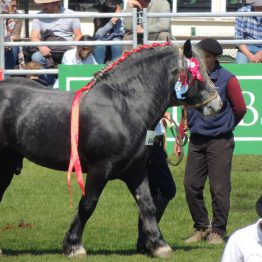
left=175, top=38, right=246, bottom=245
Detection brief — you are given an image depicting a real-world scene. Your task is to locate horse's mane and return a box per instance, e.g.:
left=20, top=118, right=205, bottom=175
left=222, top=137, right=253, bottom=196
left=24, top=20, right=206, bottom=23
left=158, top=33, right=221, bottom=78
left=93, top=42, right=175, bottom=80
left=78, top=41, right=209, bottom=96
left=93, top=42, right=208, bottom=83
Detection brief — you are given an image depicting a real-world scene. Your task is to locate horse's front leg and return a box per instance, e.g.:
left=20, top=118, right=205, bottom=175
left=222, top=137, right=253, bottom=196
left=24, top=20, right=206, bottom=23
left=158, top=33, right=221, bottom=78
left=63, top=167, right=108, bottom=257
left=126, top=171, right=172, bottom=258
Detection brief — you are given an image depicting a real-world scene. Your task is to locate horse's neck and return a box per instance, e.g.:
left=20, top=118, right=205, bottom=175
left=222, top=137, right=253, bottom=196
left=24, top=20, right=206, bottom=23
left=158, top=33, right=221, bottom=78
left=110, top=55, right=176, bottom=129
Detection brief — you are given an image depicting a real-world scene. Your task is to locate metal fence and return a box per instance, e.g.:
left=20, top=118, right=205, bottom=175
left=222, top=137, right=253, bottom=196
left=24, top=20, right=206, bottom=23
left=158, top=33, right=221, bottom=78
left=1, top=9, right=262, bottom=77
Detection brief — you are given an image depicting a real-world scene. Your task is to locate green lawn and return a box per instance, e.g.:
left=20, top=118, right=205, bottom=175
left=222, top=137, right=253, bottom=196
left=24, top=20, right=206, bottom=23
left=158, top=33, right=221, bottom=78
left=0, top=155, right=261, bottom=262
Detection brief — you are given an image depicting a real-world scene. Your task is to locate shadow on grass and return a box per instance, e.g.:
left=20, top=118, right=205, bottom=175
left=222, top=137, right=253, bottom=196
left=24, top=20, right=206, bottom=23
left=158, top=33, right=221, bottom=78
left=2, top=244, right=217, bottom=257
left=171, top=245, right=217, bottom=251
left=1, top=248, right=138, bottom=257
left=1, top=249, right=62, bottom=256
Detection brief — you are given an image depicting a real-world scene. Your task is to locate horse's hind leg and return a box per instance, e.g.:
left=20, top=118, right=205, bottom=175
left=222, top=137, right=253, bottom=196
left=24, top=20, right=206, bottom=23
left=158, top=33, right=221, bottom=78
left=125, top=171, right=172, bottom=258
left=0, top=150, right=23, bottom=202
left=63, top=165, right=108, bottom=258
left=0, top=150, right=23, bottom=256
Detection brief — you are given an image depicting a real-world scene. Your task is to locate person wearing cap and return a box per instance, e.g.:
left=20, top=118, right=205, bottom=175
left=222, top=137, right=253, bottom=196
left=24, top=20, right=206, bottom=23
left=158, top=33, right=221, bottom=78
left=175, top=38, right=247, bottom=244
left=235, top=0, right=262, bottom=63
left=221, top=196, right=262, bottom=261
left=30, top=0, right=82, bottom=85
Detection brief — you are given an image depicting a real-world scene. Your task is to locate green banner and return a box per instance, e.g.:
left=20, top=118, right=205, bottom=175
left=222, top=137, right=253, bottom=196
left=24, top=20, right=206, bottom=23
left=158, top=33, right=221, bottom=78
left=58, top=64, right=104, bottom=91
left=166, top=64, right=262, bottom=155
left=58, top=64, right=262, bottom=155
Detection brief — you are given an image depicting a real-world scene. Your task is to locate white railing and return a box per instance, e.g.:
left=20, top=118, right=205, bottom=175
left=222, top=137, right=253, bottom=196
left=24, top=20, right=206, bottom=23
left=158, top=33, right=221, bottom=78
left=0, top=10, right=137, bottom=76
left=1, top=9, right=262, bottom=77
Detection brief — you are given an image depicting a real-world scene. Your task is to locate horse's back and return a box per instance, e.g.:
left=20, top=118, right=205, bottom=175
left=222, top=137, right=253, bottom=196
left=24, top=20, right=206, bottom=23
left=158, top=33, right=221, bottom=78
left=0, top=77, right=75, bottom=169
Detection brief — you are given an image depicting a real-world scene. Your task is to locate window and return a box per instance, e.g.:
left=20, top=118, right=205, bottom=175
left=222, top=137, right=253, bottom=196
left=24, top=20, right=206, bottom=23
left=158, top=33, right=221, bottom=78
left=226, top=0, right=244, bottom=12
left=18, top=0, right=40, bottom=12
left=69, top=0, right=101, bottom=12
left=17, top=0, right=103, bottom=12
left=177, top=0, right=211, bottom=13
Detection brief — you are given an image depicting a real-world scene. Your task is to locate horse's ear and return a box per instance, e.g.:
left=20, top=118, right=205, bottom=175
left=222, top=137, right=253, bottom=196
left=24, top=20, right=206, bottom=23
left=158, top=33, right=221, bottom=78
left=183, top=39, right=193, bottom=58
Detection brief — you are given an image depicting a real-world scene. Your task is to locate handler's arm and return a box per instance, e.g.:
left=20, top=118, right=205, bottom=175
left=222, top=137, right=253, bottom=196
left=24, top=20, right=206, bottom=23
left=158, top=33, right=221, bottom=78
left=226, top=76, right=247, bottom=126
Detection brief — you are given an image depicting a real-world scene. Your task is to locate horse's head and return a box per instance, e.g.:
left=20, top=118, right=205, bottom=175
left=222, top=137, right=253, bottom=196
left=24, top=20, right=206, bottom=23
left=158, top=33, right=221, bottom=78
left=171, top=40, right=222, bottom=116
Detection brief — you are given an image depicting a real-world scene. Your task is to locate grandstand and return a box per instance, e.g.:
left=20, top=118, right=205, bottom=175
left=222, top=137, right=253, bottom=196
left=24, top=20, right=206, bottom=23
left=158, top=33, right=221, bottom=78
left=13, top=0, right=246, bottom=63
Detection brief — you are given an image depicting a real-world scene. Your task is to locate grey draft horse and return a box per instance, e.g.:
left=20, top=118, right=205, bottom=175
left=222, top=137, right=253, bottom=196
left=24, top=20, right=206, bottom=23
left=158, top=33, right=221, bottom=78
left=0, top=41, right=222, bottom=258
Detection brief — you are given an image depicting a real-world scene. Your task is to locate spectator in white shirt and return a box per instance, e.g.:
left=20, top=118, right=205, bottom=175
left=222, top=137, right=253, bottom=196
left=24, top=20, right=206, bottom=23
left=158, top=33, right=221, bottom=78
left=221, top=195, right=262, bottom=262
left=53, top=35, right=97, bottom=88
left=61, top=35, right=97, bottom=65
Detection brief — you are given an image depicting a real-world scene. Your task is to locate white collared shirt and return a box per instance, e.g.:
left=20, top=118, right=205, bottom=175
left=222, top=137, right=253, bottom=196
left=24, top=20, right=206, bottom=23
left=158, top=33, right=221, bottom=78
left=221, top=219, right=262, bottom=262
left=155, top=120, right=165, bottom=136
left=62, top=48, right=97, bottom=65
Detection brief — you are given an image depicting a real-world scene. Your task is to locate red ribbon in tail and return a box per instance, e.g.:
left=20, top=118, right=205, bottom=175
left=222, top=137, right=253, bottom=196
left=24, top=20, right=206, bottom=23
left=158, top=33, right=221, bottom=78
left=67, top=80, right=94, bottom=198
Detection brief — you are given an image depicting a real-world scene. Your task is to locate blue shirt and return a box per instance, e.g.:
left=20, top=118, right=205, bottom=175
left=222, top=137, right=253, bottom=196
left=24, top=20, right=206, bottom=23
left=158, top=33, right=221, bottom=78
left=235, top=5, right=262, bottom=48
left=94, top=19, right=124, bottom=41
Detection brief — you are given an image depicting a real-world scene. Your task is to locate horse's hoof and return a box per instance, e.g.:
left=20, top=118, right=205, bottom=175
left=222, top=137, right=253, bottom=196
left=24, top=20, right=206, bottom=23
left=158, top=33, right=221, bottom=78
left=152, top=245, right=172, bottom=259
left=0, top=249, right=2, bottom=256
left=68, top=245, right=87, bottom=258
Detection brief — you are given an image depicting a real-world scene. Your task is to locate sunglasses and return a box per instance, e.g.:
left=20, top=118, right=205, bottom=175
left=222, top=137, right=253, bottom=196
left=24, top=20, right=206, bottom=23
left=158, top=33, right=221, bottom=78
left=80, top=47, right=92, bottom=51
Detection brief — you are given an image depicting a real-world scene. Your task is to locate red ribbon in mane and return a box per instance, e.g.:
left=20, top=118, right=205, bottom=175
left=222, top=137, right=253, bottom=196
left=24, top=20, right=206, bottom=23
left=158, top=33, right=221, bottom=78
left=67, top=42, right=173, bottom=198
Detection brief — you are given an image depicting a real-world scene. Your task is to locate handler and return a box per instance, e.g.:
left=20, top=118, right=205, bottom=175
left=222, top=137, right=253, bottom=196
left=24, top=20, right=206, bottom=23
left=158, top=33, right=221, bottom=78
left=137, top=119, right=176, bottom=252
left=175, top=38, right=247, bottom=244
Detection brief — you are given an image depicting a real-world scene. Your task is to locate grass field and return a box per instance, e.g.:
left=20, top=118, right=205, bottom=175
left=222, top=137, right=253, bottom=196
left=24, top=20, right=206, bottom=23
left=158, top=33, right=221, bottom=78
left=0, top=155, right=261, bottom=262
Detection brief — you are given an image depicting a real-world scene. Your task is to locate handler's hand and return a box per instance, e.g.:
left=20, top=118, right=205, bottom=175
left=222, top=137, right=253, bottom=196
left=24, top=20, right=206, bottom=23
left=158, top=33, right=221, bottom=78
left=136, top=25, right=144, bottom=34
left=174, top=143, right=181, bottom=157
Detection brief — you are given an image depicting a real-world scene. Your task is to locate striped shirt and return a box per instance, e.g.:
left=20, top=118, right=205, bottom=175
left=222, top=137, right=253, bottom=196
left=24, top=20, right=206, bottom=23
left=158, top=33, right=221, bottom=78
left=235, top=5, right=262, bottom=47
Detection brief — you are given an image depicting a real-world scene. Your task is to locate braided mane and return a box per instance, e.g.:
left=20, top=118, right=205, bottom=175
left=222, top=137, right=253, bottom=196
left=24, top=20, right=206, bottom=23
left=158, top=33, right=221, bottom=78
left=94, top=42, right=173, bottom=79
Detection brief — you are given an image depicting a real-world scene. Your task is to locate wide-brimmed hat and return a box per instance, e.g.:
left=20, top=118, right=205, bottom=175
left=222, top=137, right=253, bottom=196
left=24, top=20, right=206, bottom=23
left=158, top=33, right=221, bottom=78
left=197, top=38, right=223, bottom=56
left=34, top=0, right=60, bottom=4
left=256, top=196, right=262, bottom=218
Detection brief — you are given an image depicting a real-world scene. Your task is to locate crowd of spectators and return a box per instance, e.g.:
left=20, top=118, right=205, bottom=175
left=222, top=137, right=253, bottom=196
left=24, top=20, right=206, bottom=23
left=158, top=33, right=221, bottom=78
left=1, top=0, right=173, bottom=87
left=2, top=0, right=262, bottom=85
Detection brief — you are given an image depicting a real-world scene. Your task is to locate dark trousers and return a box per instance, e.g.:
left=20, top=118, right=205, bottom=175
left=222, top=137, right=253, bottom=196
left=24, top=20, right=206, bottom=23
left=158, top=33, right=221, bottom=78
left=136, top=140, right=176, bottom=248
left=184, top=132, right=234, bottom=235
left=5, top=47, right=19, bottom=69
left=148, top=140, right=176, bottom=201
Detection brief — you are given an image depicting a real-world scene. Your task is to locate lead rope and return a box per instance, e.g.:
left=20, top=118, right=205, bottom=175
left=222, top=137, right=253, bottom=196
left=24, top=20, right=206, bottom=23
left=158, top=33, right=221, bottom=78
left=162, top=113, right=188, bottom=166
left=182, top=105, right=189, bottom=134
